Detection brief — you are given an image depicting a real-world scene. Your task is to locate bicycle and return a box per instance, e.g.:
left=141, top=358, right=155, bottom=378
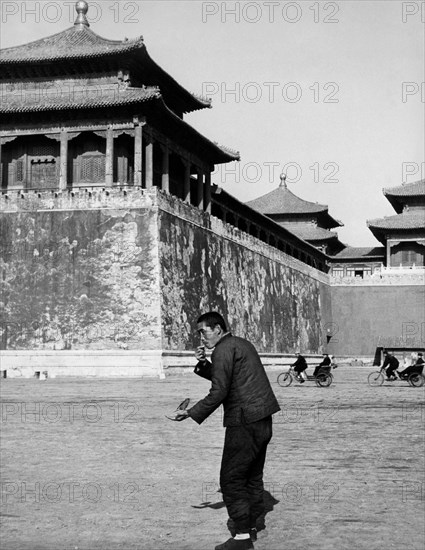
left=277, top=365, right=333, bottom=388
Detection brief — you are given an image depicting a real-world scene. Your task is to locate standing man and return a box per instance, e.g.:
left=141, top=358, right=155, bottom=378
left=175, top=312, right=281, bottom=550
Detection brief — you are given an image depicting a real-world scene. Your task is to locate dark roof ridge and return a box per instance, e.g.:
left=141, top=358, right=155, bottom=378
left=367, top=209, right=425, bottom=230
left=383, top=178, right=425, bottom=196
left=0, top=25, right=144, bottom=64
left=246, top=184, right=328, bottom=214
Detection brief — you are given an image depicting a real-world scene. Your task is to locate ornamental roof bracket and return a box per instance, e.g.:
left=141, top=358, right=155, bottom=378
left=74, top=0, right=90, bottom=28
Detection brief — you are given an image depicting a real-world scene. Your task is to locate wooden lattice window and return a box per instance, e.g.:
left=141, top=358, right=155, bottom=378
left=32, top=144, right=56, bottom=156
left=16, top=160, right=24, bottom=181
left=80, top=153, right=105, bottom=183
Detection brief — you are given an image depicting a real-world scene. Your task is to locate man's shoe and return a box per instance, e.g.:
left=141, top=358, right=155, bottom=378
left=215, top=537, right=254, bottom=550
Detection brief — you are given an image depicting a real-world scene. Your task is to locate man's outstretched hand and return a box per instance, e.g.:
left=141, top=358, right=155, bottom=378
left=166, top=398, right=191, bottom=421
left=166, top=410, right=190, bottom=421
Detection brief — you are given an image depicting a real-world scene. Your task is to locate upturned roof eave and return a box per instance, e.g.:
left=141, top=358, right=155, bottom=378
left=367, top=211, right=425, bottom=231
left=134, top=47, right=211, bottom=113
left=383, top=178, right=425, bottom=197
left=0, top=26, right=211, bottom=114
left=148, top=98, right=239, bottom=164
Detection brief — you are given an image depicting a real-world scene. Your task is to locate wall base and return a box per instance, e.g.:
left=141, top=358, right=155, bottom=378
left=0, top=350, right=165, bottom=378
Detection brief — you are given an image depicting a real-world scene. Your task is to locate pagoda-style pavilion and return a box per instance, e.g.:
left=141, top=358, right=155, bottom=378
left=0, top=0, right=239, bottom=206
left=367, top=179, right=425, bottom=267
left=246, top=174, right=345, bottom=255
left=328, top=246, right=385, bottom=278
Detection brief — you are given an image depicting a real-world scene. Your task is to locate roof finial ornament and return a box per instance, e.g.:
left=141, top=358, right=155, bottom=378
left=280, top=171, right=287, bottom=188
left=74, top=0, right=90, bottom=28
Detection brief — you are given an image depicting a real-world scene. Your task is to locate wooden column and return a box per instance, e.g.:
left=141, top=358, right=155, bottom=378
left=197, top=169, right=204, bottom=210
left=161, top=144, right=169, bottom=193
left=386, top=240, right=391, bottom=267
left=59, top=130, right=68, bottom=190
left=183, top=160, right=191, bottom=203
left=145, top=136, right=154, bottom=189
left=204, top=171, right=211, bottom=213
left=134, top=124, right=143, bottom=186
left=105, top=127, right=114, bottom=186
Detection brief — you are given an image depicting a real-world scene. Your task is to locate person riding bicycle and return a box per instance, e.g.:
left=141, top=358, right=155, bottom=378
left=292, top=352, right=308, bottom=383
left=398, top=352, right=424, bottom=380
left=381, top=350, right=399, bottom=381
left=313, top=354, right=331, bottom=377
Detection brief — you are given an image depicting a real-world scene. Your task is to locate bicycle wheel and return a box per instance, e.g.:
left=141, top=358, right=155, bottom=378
left=277, top=372, right=293, bottom=387
left=408, top=373, right=425, bottom=387
left=368, top=371, right=384, bottom=386
left=316, top=373, right=332, bottom=387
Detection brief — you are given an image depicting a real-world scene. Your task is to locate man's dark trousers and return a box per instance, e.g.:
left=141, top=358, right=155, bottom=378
left=220, top=416, right=273, bottom=533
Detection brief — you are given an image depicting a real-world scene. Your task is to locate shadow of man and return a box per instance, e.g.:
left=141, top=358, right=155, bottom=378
left=191, top=490, right=279, bottom=536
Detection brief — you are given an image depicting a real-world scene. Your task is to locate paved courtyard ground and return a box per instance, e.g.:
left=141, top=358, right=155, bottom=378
left=1, top=367, right=424, bottom=550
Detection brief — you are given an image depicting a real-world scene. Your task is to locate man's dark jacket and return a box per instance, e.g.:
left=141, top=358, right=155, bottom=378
left=188, top=334, right=281, bottom=427
left=382, top=355, right=399, bottom=369
left=293, top=355, right=308, bottom=370
left=318, top=355, right=331, bottom=367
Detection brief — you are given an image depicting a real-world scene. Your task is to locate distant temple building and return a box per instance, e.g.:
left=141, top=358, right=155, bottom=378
left=328, top=246, right=385, bottom=278
left=367, top=179, right=425, bottom=268
left=246, top=174, right=345, bottom=256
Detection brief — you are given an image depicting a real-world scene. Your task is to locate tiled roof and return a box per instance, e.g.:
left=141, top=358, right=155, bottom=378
left=0, top=26, right=144, bottom=64
left=367, top=210, right=425, bottom=230
left=384, top=179, right=425, bottom=197
left=279, top=224, right=339, bottom=241
left=246, top=185, right=328, bottom=215
left=332, top=246, right=385, bottom=259
left=0, top=25, right=211, bottom=114
left=0, top=86, right=161, bottom=113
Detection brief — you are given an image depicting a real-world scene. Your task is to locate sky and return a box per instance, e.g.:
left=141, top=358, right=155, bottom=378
left=1, top=0, right=424, bottom=246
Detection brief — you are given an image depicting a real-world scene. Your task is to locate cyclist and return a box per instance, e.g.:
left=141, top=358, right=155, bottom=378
left=381, top=350, right=399, bottom=381
left=292, top=352, right=308, bottom=383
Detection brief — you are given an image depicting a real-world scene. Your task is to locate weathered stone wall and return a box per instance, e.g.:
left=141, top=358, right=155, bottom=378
left=158, top=193, right=332, bottom=353
left=0, top=189, right=162, bottom=351
left=6, top=188, right=419, bottom=372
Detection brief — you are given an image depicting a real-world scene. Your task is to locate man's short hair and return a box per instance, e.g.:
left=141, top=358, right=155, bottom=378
left=197, top=312, right=227, bottom=332
left=419, top=352, right=423, bottom=357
